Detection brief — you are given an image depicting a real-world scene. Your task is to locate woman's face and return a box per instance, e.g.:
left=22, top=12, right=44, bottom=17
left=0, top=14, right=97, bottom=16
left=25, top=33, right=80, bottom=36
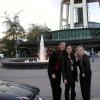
left=66, top=46, right=72, bottom=54
left=76, top=47, right=84, bottom=57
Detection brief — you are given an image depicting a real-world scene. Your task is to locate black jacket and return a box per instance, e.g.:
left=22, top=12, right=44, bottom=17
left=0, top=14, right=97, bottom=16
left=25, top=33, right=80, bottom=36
left=77, top=54, right=92, bottom=76
left=62, top=53, right=78, bottom=84
left=48, top=50, right=63, bottom=74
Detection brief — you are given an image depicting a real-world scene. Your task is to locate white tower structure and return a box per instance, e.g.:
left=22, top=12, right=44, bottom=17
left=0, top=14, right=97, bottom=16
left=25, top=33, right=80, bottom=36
left=60, top=0, right=100, bottom=29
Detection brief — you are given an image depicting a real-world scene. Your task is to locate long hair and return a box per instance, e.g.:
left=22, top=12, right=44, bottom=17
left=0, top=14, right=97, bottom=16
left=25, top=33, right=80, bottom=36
left=64, top=44, right=75, bottom=59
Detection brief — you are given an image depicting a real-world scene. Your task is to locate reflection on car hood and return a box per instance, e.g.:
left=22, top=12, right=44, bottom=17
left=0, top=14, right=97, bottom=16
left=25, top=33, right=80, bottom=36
left=0, top=80, right=40, bottom=99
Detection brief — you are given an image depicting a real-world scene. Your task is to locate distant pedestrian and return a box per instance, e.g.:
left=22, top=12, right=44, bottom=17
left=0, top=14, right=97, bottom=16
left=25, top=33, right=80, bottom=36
left=48, top=42, right=66, bottom=100
left=76, top=46, right=92, bottom=100
left=90, top=48, right=95, bottom=62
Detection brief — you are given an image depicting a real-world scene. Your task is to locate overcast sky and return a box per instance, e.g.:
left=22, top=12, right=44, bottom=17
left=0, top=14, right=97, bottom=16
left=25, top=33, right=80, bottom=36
left=0, top=0, right=100, bottom=38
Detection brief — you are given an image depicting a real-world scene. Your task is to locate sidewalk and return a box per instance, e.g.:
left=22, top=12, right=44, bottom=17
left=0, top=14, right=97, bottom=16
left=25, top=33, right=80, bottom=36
left=0, top=57, right=100, bottom=100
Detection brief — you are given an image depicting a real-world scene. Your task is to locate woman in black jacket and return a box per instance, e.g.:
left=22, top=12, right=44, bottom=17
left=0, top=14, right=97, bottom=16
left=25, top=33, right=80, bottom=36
left=62, top=45, right=78, bottom=100
left=76, top=46, right=92, bottom=100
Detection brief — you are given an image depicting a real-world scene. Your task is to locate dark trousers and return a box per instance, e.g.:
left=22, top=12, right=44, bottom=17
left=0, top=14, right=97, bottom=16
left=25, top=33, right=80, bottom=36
left=65, top=81, right=76, bottom=100
left=80, top=72, right=91, bottom=100
left=48, top=71, right=62, bottom=100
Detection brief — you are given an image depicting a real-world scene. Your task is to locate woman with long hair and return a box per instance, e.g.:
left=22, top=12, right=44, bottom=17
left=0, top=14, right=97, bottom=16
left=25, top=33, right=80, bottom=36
left=48, top=42, right=66, bottom=100
left=62, top=45, right=78, bottom=100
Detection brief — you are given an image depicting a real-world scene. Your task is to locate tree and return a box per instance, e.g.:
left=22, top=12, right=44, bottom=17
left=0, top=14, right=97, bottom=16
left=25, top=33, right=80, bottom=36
left=3, top=12, right=26, bottom=40
left=27, top=24, right=51, bottom=41
left=1, top=38, right=15, bottom=57
left=2, top=11, right=26, bottom=57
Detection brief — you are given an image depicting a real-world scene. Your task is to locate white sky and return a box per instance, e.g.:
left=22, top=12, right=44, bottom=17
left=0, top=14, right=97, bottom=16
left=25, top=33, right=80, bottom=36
left=0, top=0, right=100, bottom=38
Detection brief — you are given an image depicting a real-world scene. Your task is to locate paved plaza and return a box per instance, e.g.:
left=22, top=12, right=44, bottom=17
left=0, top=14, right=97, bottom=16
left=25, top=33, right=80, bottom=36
left=0, top=57, right=100, bottom=100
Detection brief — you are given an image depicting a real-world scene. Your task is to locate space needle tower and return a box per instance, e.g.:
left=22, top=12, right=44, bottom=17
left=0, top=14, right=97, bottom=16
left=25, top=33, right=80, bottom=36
left=60, top=0, right=100, bottom=29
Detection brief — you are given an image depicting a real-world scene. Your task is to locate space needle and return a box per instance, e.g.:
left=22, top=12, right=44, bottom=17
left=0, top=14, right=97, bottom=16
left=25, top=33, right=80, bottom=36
left=60, top=0, right=100, bottom=29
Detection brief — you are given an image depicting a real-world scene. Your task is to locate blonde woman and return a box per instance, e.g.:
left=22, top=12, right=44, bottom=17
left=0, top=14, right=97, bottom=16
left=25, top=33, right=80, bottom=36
left=76, top=46, right=92, bottom=100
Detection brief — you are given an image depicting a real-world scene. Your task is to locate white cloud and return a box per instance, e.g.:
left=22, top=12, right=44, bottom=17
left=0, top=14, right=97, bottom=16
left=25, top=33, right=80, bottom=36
left=88, top=3, right=100, bottom=22
left=0, top=0, right=100, bottom=38
left=0, top=0, right=61, bottom=38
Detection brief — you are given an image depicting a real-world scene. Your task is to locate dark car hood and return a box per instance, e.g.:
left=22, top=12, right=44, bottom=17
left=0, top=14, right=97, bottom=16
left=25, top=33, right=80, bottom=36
left=0, top=91, right=19, bottom=100
left=0, top=80, right=40, bottom=98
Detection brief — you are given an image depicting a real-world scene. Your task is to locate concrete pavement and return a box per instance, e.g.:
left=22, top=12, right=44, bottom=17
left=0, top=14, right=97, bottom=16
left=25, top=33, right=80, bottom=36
left=0, top=57, right=100, bottom=100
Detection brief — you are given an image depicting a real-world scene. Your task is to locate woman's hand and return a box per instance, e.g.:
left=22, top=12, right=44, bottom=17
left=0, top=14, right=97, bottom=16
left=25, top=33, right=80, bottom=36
left=52, top=74, right=56, bottom=79
left=64, top=79, right=68, bottom=84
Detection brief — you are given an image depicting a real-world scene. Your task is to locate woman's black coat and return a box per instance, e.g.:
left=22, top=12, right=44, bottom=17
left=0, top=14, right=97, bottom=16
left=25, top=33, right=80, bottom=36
left=62, top=53, right=78, bottom=84
left=77, top=54, right=92, bottom=76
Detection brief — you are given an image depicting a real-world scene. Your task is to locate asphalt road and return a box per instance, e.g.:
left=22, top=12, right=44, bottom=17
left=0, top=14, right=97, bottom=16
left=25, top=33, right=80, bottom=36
left=0, top=57, right=100, bottom=100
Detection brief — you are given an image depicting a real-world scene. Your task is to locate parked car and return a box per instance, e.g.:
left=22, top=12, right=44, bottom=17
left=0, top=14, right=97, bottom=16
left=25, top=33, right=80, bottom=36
left=0, top=80, right=44, bottom=100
